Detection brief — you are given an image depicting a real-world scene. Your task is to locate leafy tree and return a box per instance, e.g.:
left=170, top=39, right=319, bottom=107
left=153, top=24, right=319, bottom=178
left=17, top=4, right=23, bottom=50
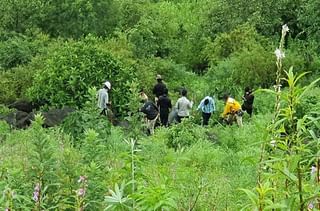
left=0, top=0, right=43, bottom=33
left=39, top=0, right=120, bottom=38
left=28, top=36, right=136, bottom=114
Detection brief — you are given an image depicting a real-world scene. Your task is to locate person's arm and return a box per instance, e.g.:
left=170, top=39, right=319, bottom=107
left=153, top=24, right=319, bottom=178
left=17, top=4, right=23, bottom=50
left=189, top=100, right=194, bottom=109
left=197, top=100, right=203, bottom=111
left=105, top=92, right=110, bottom=106
left=222, top=103, right=230, bottom=118
left=152, top=85, right=157, bottom=95
left=140, top=103, right=147, bottom=113
left=211, top=98, right=216, bottom=112
left=175, top=99, right=180, bottom=110
left=168, top=99, right=172, bottom=109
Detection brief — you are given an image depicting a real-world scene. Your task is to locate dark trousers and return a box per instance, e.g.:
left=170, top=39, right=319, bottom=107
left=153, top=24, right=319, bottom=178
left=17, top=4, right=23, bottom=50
left=100, top=108, right=107, bottom=116
left=177, top=115, right=188, bottom=123
left=242, top=104, right=253, bottom=117
left=202, top=112, right=211, bottom=126
left=160, top=112, right=169, bottom=126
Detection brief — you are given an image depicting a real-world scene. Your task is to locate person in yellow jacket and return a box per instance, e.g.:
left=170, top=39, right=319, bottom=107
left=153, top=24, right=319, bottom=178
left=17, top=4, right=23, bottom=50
left=221, top=94, right=243, bottom=127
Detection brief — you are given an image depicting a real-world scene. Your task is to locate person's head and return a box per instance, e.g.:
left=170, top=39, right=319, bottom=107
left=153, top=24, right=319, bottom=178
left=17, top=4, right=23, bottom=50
left=245, top=86, right=252, bottom=93
left=140, top=95, right=148, bottom=103
left=104, top=81, right=111, bottom=90
left=204, top=98, right=209, bottom=105
left=181, top=88, right=187, bottom=97
left=156, top=74, right=162, bottom=82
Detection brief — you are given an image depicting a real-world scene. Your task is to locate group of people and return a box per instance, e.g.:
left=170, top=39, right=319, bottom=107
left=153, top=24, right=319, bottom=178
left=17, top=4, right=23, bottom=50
left=96, top=75, right=255, bottom=135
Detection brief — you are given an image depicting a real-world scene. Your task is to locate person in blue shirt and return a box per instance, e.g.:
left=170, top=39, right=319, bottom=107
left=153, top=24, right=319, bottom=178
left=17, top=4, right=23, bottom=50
left=197, top=96, right=216, bottom=126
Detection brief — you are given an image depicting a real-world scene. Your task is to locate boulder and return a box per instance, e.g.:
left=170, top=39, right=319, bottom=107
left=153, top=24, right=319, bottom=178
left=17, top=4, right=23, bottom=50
left=0, top=107, right=75, bottom=128
left=0, top=111, right=32, bottom=128
left=8, top=100, right=39, bottom=113
left=41, top=107, right=75, bottom=127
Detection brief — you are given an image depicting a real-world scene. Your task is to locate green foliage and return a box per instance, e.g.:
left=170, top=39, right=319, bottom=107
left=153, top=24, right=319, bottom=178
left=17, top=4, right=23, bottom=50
left=1, top=1, right=320, bottom=210
left=104, top=182, right=132, bottom=210
left=0, top=0, right=43, bottom=33
left=28, top=36, right=136, bottom=113
left=40, top=0, right=120, bottom=38
left=244, top=68, right=320, bottom=210
left=134, top=184, right=178, bottom=210
left=166, top=119, right=208, bottom=150
left=0, top=36, right=33, bottom=70
left=0, top=66, right=34, bottom=103
left=61, top=88, right=111, bottom=141
left=296, top=87, right=320, bottom=118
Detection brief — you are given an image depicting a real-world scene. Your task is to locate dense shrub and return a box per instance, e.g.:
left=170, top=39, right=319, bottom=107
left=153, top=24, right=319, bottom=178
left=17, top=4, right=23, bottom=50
left=0, top=66, right=34, bottom=103
left=206, top=46, right=276, bottom=95
left=166, top=119, right=209, bottom=150
left=28, top=36, right=136, bottom=114
left=0, top=32, right=49, bottom=70
left=61, top=88, right=112, bottom=140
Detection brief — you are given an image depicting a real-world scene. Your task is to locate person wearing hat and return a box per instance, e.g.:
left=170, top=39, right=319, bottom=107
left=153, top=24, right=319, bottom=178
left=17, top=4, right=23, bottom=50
left=152, top=74, right=167, bottom=103
left=97, top=81, right=111, bottom=116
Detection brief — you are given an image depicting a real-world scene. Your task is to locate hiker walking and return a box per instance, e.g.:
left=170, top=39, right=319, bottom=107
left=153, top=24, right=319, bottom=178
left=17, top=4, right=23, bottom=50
left=241, top=87, right=254, bottom=117
left=97, top=81, right=111, bottom=116
left=221, top=94, right=243, bottom=127
left=157, top=88, right=172, bottom=126
left=197, top=96, right=216, bottom=126
left=152, top=74, right=167, bottom=103
left=140, top=98, right=159, bottom=135
left=175, top=88, right=193, bottom=123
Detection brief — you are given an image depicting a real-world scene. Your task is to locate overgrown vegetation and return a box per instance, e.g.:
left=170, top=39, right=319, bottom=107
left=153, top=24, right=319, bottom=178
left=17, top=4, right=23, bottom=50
left=0, top=0, right=319, bottom=210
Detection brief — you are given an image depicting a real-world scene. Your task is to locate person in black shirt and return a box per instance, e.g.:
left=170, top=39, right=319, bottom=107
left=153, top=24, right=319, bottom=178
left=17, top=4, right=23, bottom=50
left=152, top=74, right=167, bottom=102
left=157, top=88, right=172, bottom=126
left=140, top=98, right=159, bottom=135
left=241, top=87, right=255, bottom=117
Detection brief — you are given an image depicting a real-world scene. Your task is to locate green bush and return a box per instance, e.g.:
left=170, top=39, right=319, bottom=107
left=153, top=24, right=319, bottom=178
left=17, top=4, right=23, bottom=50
left=166, top=119, right=208, bottom=150
left=28, top=36, right=136, bottom=114
left=61, top=88, right=112, bottom=141
left=0, top=66, right=34, bottom=103
left=0, top=32, right=49, bottom=70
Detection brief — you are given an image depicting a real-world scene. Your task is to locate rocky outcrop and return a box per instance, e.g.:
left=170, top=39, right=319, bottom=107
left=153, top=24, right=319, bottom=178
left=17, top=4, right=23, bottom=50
left=0, top=107, right=74, bottom=128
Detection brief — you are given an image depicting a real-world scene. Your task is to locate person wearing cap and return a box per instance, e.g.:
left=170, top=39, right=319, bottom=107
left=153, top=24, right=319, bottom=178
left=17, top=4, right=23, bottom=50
left=175, top=88, right=193, bottom=123
left=197, top=96, right=216, bottom=126
left=152, top=74, right=167, bottom=103
left=97, top=81, right=111, bottom=116
left=221, top=94, right=243, bottom=127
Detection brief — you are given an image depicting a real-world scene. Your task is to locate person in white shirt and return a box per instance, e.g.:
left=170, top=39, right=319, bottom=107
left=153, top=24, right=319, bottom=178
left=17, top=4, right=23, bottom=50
left=97, top=81, right=111, bottom=116
left=175, top=88, right=193, bottom=123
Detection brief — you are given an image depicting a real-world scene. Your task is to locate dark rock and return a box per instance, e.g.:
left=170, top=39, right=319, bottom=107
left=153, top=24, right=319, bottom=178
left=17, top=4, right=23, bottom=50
left=0, top=107, right=75, bottom=128
left=8, top=100, right=39, bottom=113
left=115, top=120, right=130, bottom=129
left=0, top=111, right=32, bottom=128
left=41, top=107, right=75, bottom=127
